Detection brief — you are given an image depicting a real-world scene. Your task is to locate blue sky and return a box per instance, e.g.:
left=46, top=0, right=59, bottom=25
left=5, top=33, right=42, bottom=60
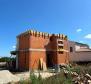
left=0, top=0, right=91, bottom=56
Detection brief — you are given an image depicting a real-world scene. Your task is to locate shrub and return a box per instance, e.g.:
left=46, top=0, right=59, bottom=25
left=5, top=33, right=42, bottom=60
left=19, top=79, right=30, bottom=84
left=30, top=71, right=43, bottom=84
left=42, top=71, right=73, bottom=84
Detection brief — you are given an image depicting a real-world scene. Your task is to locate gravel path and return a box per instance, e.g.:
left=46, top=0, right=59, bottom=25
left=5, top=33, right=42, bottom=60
left=0, top=70, right=20, bottom=84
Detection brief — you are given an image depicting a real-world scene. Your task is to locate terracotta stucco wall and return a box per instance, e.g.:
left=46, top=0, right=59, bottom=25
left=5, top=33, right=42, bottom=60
left=50, top=36, right=69, bottom=65
left=17, top=32, right=69, bottom=70
left=18, top=34, right=50, bottom=70
left=29, top=36, right=49, bottom=70
left=29, top=51, right=46, bottom=70
left=18, top=35, right=30, bottom=70
left=57, top=41, right=69, bottom=64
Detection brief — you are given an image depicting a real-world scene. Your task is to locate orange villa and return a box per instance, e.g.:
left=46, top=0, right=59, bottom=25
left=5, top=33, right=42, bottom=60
left=11, top=30, right=91, bottom=71
left=12, top=30, right=69, bottom=71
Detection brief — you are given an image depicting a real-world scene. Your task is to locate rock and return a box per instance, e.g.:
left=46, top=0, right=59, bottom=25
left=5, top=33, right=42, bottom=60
left=85, top=74, right=91, bottom=80
left=64, top=70, right=69, bottom=74
left=88, top=80, right=91, bottom=84
left=73, top=72, right=78, bottom=76
left=80, top=82, right=84, bottom=84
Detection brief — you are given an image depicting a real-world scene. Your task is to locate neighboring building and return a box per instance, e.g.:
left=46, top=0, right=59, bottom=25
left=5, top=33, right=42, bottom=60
left=69, top=41, right=91, bottom=62
left=14, top=30, right=69, bottom=71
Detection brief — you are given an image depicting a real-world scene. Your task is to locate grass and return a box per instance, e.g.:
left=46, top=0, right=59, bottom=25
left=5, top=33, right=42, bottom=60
left=19, top=63, right=91, bottom=84
left=43, top=71, right=73, bottom=84
left=19, top=79, right=31, bottom=84
left=30, top=72, right=43, bottom=84
left=19, top=69, right=73, bottom=84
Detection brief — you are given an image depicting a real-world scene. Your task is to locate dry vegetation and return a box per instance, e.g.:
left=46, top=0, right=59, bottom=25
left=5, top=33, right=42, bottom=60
left=18, top=63, right=91, bottom=84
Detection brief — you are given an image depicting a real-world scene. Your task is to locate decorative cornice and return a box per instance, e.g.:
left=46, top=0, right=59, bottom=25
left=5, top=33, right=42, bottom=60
left=17, top=29, right=68, bottom=40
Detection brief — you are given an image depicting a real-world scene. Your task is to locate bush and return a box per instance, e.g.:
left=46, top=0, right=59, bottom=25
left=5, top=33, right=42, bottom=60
left=19, top=79, right=30, bottom=84
left=0, top=57, right=15, bottom=62
left=30, top=72, right=43, bottom=84
left=43, top=71, right=73, bottom=84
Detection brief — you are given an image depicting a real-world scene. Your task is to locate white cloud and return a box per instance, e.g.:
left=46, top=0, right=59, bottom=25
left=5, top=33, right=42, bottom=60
left=12, top=45, right=16, bottom=49
left=84, top=34, right=91, bottom=39
left=89, top=46, right=91, bottom=49
left=79, top=41, right=84, bottom=43
left=76, top=28, right=82, bottom=32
